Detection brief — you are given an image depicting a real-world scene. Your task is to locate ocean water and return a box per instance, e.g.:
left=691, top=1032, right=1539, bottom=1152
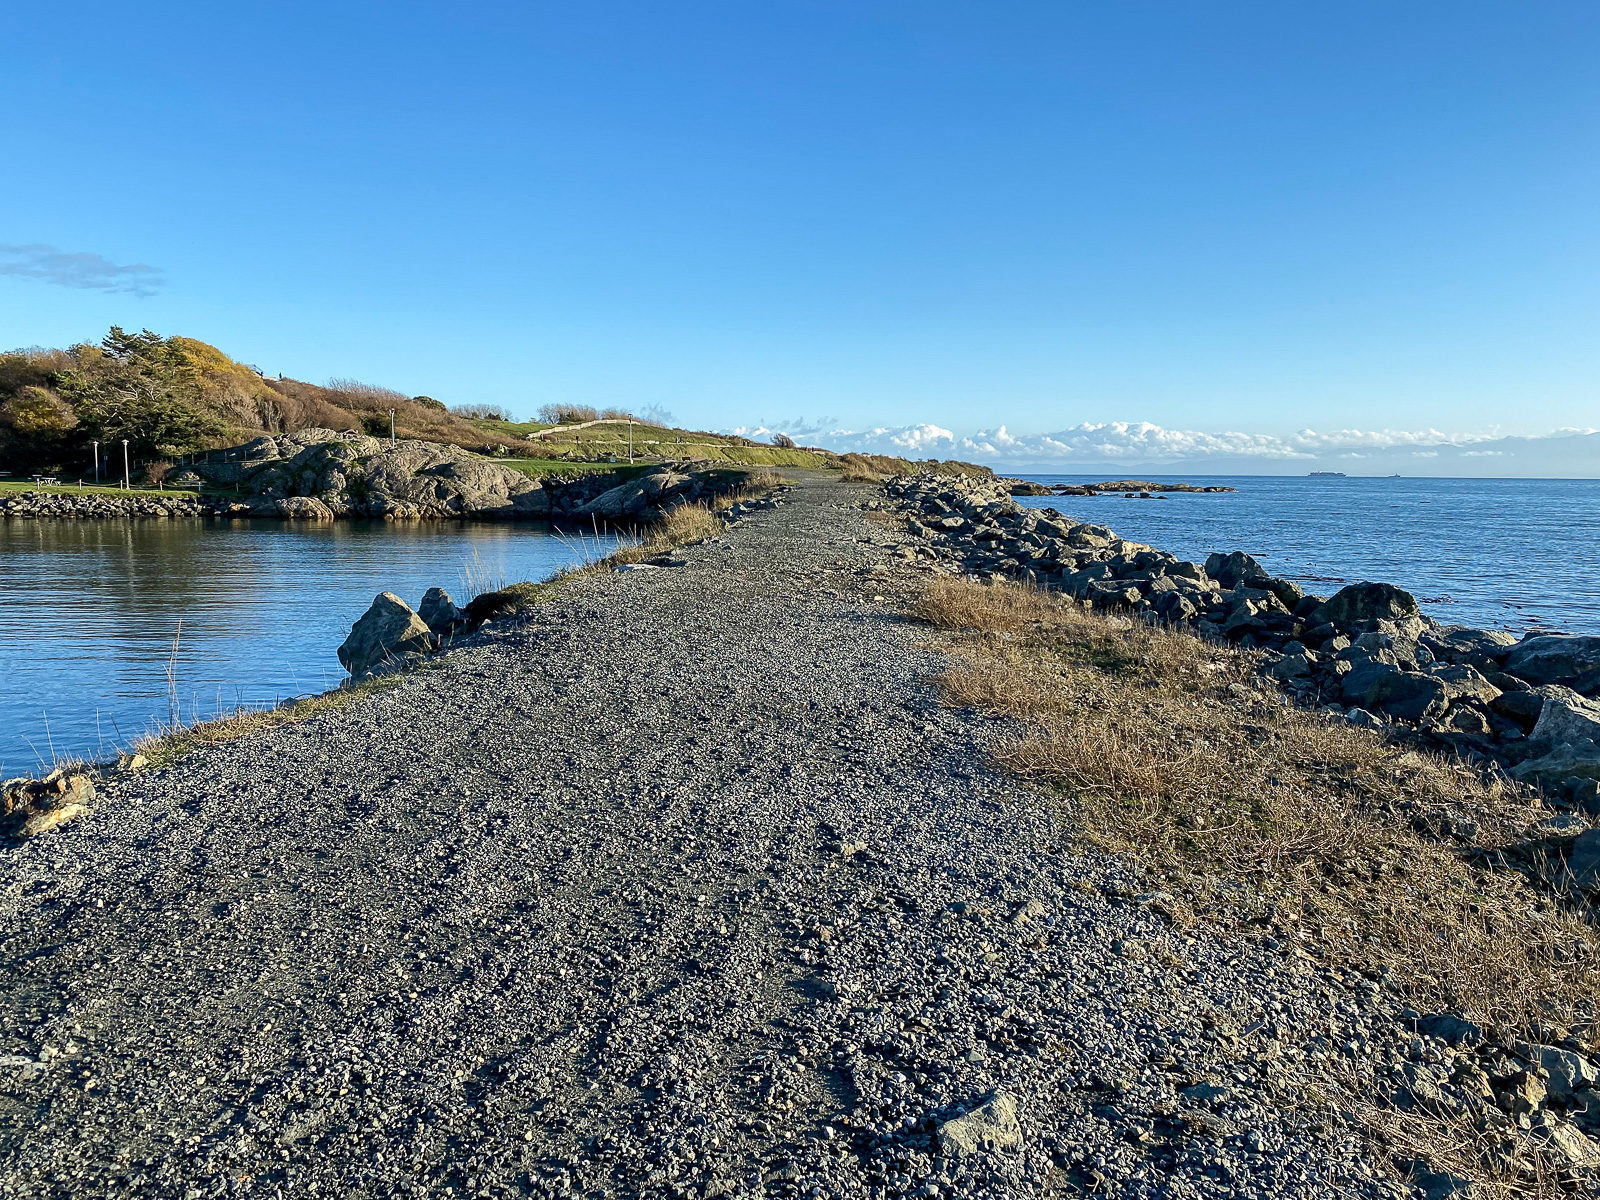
left=0, top=519, right=618, bottom=775
left=1013, top=475, right=1600, bottom=637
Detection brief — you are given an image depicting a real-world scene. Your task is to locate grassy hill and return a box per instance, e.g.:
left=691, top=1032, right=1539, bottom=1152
left=0, top=327, right=990, bottom=483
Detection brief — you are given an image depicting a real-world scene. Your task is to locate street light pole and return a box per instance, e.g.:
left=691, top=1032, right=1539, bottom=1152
left=92, top=441, right=100, bottom=485
left=389, top=409, right=396, bottom=446
left=629, top=421, right=634, bottom=464
left=121, top=440, right=130, bottom=489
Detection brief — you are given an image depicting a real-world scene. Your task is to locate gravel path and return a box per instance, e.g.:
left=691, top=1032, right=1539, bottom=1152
left=0, top=477, right=1412, bottom=1200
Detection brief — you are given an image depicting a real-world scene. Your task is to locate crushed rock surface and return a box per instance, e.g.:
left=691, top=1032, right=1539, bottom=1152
left=0, top=477, right=1414, bottom=1199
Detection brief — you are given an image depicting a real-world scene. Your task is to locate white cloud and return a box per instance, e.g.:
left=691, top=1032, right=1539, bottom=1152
left=724, top=416, right=1598, bottom=470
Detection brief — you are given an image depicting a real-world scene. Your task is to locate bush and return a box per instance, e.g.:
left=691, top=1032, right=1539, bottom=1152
left=537, top=403, right=600, bottom=425
left=412, top=395, right=446, bottom=412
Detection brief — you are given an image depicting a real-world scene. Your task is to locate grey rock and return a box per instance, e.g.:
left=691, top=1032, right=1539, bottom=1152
left=1565, top=829, right=1600, bottom=890
left=1416, top=1013, right=1482, bottom=1047
left=1427, top=663, right=1502, bottom=706
left=1361, top=668, right=1448, bottom=722
left=1504, top=635, right=1600, bottom=689
left=418, top=587, right=468, bottom=636
left=1530, top=690, right=1600, bottom=747
left=275, top=496, right=335, bottom=521
left=1526, top=1046, right=1599, bottom=1102
left=1511, top=693, right=1600, bottom=785
left=576, top=467, right=691, bottom=519
left=1315, top=581, right=1421, bottom=629
left=1424, top=626, right=1518, bottom=671
left=937, top=1092, right=1022, bottom=1158
left=337, top=592, right=437, bottom=679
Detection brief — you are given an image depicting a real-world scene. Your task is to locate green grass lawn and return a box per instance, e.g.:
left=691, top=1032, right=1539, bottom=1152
left=0, top=479, right=200, bottom=499
left=498, top=459, right=643, bottom=479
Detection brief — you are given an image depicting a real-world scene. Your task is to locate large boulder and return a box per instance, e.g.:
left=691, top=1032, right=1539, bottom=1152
left=1365, top=670, right=1450, bottom=722
left=338, top=593, right=436, bottom=680
left=1314, top=582, right=1421, bottom=629
left=1428, top=663, right=1502, bottom=706
left=1529, top=691, right=1600, bottom=747
left=361, top=442, right=549, bottom=518
left=1203, top=551, right=1304, bottom=612
left=1504, top=635, right=1600, bottom=691
left=1423, top=626, right=1518, bottom=672
left=1205, top=551, right=1269, bottom=590
left=275, top=496, right=335, bottom=521
left=1510, top=692, right=1600, bottom=785
left=1, top=770, right=95, bottom=838
left=418, top=587, right=469, bottom=636
left=575, top=467, right=691, bottom=519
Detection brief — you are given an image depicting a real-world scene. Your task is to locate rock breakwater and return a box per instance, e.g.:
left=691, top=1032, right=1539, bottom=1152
left=0, top=491, right=212, bottom=519
left=881, top=471, right=1600, bottom=802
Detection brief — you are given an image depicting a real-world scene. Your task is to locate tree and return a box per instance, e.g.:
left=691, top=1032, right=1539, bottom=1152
left=771, top=432, right=796, bottom=449
left=450, top=402, right=513, bottom=421
left=537, top=403, right=600, bottom=425
left=58, top=326, right=220, bottom=457
left=0, top=386, right=76, bottom=437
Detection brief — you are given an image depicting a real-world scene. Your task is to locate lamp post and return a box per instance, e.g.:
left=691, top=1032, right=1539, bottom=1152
left=389, top=409, right=396, bottom=446
left=92, top=441, right=100, bottom=485
left=629, top=421, right=634, bottom=464
left=121, top=440, right=130, bottom=490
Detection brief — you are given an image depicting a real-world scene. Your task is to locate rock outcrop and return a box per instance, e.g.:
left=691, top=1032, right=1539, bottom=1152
left=191, top=429, right=553, bottom=520
left=575, top=466, right=692, bottom=519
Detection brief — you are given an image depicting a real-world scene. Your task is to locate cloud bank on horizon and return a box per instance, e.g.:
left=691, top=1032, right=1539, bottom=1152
left=729, top=418, right=1600, bottom=477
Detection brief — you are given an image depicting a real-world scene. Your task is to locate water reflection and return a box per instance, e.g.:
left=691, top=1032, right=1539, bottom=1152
left=0, top=518, right=616, bottom=772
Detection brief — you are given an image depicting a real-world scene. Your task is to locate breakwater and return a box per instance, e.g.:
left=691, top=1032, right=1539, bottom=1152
left=882, top=472, right=1600, bottom=803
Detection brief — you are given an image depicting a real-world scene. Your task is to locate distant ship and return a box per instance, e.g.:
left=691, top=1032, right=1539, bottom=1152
left=1308, top=471, right=1347, bottom=478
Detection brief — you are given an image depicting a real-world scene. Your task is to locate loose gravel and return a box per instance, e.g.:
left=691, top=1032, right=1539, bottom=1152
left=0, top=477, right=1417, bottom=1199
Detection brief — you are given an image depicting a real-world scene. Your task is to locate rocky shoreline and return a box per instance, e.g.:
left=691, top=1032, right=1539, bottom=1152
left=1007, top=478, right=1236, bottom=498
left=2, top=438, right=758, bottom=526
left=878, top=472, right=1600, bottom=807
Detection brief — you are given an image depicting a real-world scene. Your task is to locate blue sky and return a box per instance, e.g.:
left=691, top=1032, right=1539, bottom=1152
left=3, top=2, right=1597, bottom=471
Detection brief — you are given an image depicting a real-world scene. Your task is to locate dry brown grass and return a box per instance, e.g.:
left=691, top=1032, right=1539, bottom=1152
left=840, top=464, right=886, bottom=483
left=655, top=501, right=721, bottom=543
left=135, top=675, right=406, bottom=768
left=916, top=577, right=1600, bottom=1036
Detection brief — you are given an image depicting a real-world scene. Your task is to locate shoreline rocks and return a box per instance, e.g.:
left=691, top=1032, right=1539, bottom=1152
left=3, top=439, right=762, bottom=525
left=337, top=592, right=439, bottom=681
left=882, top=471, right=1600, bottom=804
left=2, top=769, right=95, bottom=838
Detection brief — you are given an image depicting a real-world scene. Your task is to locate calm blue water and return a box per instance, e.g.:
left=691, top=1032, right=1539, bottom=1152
left=0, top=520, right=617, bottom=775
left=1015, top=475, right=1600, bottom=637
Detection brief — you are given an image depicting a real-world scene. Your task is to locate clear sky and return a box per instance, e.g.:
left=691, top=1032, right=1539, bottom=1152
left=2, top=2, right=1597, bottom=470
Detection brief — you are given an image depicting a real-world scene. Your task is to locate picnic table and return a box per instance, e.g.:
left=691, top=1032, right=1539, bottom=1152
left=30, top=475, right=59, bottom=486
